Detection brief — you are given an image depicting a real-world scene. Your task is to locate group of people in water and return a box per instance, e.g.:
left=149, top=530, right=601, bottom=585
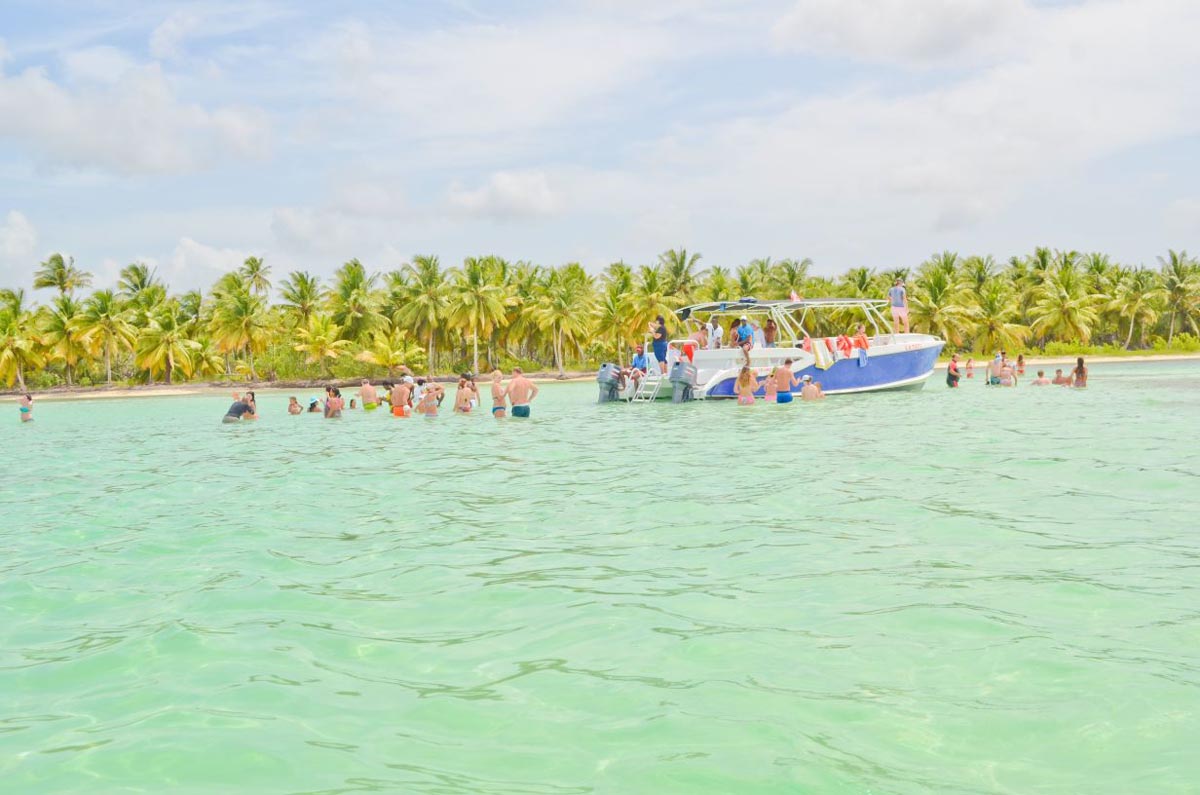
left=222, top=367, right=540, bottom=423
left=945, top=352, right=1089, bottom=389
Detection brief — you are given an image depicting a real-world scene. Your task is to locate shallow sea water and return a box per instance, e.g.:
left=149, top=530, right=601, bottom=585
left=2, top=362, right=1198, bottom=794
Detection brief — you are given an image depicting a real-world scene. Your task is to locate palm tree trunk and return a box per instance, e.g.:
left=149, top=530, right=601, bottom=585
left=105, top=344, right=113, bottom=385
left=248, top=348, right=257, bottom=381
left=472, top=326, right=480, bottom=375
left=65, top=363, right=73, bottom=387
left=16, top=364, right=26, bottom=393
left=1168, top=313, right=1176, bottom=345
left=1125, top=315, right=1136, bottom=349
left=555, top=327, right=565, bottom=377
left=428, top=337, right=435, bottom=374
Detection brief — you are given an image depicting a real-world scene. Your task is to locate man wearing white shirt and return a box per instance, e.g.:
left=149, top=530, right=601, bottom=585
left=707, top=318, right=723, bottom=350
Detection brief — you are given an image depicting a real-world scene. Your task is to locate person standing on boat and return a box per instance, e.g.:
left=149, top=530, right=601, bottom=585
left=709, top=318, right=724, bottom=349
left=888, top=278, right=910, bottom=335
left=650, top=315, right=669, bottom=374
left=946, top=353, right=961, bottom=388
left=764, top=318, right=778, bottom=348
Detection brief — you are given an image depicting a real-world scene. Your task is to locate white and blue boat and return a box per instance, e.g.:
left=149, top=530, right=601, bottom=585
left=597, top=298, right=944, bottom=402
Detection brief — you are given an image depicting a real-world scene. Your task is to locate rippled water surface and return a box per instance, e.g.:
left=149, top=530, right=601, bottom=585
left=3, top=362, right=1199, bottom=794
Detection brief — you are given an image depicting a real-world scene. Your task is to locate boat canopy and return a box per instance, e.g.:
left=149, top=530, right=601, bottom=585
left=676, top=298, right=891, bottom=340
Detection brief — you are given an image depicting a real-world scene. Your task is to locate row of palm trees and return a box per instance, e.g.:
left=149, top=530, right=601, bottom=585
left=3, top=248, right=1199, bottom=391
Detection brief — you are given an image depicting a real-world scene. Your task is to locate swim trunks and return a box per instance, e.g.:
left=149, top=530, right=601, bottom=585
left=363, top=402, right=378, bottom=411
left=19, top=406, right=30, bottom=413
left=392, top=405, right=410, bottom=417
left=737, top=395, right=754, bottom=405
left=512, top=405, right=531, bottom=418
left=776, top=391, right=793, bottom=404
left=492, top=405, right=505, bottom=415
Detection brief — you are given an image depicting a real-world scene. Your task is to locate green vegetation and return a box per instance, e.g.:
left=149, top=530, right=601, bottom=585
left=2, top=247, right=1199, bottom=390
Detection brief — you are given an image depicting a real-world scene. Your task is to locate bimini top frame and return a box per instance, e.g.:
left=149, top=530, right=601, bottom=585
left=676, top=298, right=891, bottom=342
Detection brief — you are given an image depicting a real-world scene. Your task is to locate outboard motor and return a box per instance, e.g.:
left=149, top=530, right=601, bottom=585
left=668, top=359, right=698, bottom=403
left=597, top=363, right=622, bottom=403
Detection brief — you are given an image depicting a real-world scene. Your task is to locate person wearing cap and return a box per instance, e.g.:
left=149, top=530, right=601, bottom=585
left=630, top=344, right=650, bottom=374
left=490, top=369, right=509, bottom=418
left=800, top=374, right=821, bottom=401
left=735, top=315, right=754, bottom=365
left=307, top=397, right=321, bottom=413
left=650, top=315, right=669, bottom=374
left=887, top=278, right=909, bottom=335
left=391, top=378, right=413, bottom=417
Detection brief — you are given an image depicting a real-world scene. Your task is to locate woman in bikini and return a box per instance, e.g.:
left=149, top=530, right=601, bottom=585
left=1072, top=357, right=1088, bottom=388
left=735, top=366, right=758, bottom=406
left=490, top=369, right=508, bottom=418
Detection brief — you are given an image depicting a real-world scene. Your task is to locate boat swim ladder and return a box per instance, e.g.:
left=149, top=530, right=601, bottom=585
left=630, top=373, right=664, bottom=402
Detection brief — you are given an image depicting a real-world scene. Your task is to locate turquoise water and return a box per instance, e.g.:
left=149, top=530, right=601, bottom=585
left=2, top=363, right=1198, bottom=794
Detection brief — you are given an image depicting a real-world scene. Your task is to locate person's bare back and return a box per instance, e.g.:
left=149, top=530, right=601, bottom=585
left=507, top=368, right=538, bottom=417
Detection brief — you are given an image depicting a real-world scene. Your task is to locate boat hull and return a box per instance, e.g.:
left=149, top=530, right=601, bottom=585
left=704, top=341, right=944, bottom=398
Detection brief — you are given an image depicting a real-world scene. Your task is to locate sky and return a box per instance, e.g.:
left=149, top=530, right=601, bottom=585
left=1, top=0, right=1199, bottom=292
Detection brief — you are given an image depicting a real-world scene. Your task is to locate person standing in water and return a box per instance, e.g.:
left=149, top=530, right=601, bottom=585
left=507, top=367, right=539, bottom=418
left=391, top=378, right=412, bottom=417
left=1052, top=368, right=1071, bottom=386
left=17, top=393, right=33, bottom=423
left=774, top=359, right=800, bottom=404
left=287, top=396, right=302, bottom=415
left=223, top=393, right=255, bottom=423
left=763, top=368, right=778, bottom=403
left=946, top=353, right=961, bottom=388
left=325, top=387, right=344, bottom=418
left=965, top=358, right=975, bottom=379
left=454, top=376, right=474, bottom=414
left=490, top=369, right=508, bottom=419
left=1016, top=354, right=1026, bottom=376
left=800, top=374, right=822, bottom=400
left=1031, top=370, right=1051, bottom=386
left=734, top=366, right=758, bottom=405
left=1073, top=357, right=1088, bottom=388
left=358, top=379, right=379, bottom=411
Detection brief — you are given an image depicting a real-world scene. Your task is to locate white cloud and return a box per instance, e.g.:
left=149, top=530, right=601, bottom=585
left=164, top=237, right=251, bottom=289
left=1164, top=198, right=1200, bottom=234
left=150, top=11, right=202, bottom=60
left=0, top=210, right=37, bottom=263
left=0, top=56, right=270, bottom=174
left=62, top=45, right=137, bottom=84
left=448, top=171, right=561, bottom=219
left=772, top=0, right=1031, bottom=64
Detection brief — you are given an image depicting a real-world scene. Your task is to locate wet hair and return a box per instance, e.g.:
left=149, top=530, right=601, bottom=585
left=1037, top=370, right=1045, bottom=377
left=416, top=378, right=426, bottom=385
left=513, top=367, right=523, bottom=374
left=784, top=358, right=793, bottom=365
left=332, top=388, right=342, bottom=397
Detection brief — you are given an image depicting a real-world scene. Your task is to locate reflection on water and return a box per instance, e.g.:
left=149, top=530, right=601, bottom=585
left=2, top=361, right=1199, bottom=794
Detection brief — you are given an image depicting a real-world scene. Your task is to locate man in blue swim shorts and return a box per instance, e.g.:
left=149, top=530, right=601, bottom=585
left=773, top=359, right=800, bottom=403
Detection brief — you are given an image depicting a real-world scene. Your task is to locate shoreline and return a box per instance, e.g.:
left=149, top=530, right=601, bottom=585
left=5, top=353, right=1198, bottom=402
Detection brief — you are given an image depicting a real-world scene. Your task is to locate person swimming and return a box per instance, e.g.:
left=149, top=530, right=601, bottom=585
left=1052, top=368, right=1071, bottom=386
left=307, top=398, right=321, bottom=413
left=1030, top=370, right=1051, bottom=386
left=17, top=393, right=33, bottom=423
left=287, top=396, right=302, bottom=415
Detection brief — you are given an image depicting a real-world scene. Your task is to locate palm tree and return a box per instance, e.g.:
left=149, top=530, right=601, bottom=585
left=1030, top=263, right=1100, bottom=344
left=1158, top=250, right=1200, bottom=345
left=701, top=266, right=734, bottom=301
left=970, top=279, right=1030, bottom=354
left=957, top=255, right=997, bottom=301
left=533, top=265, right=595, bottom=376
left=76, top=290, right=136, bottom=384
left=354, top=321, right=424, bottom=377
left=395, top=254, right=447, bottom=370
left=594, top=281, right=633, bottom=364
left=239, top=256, right=272, bottom=296
left=117, top=262, right=161, bottom=302
left=294, top=313, right=352, bottom=377
left=135, top=303, right=199, bottom=384
left=737, top=258, right=772, bottom=296
left=329, top=259, right=382, bottom=342
left=34, top=253, right=92, bottom=296
left=908, top=267, right=971, bottom=347
left=449, top=256, right=507, bottom=373
left=209, top=287, right=272, bottom=380
left=627, top=265, right=673, bottom=345
left=839, top=267, right=877, bottom=299
left=1110, top=269, right=1164, bottom=349
left=659, top=248, right=705, bottom=302
left=279, top=271, right=325, bottom=326
left=769, top=258, right=811, bottom=297
left=0, top=292, right=43, bottom=391
left=39, top=294, right=88, bottom=385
